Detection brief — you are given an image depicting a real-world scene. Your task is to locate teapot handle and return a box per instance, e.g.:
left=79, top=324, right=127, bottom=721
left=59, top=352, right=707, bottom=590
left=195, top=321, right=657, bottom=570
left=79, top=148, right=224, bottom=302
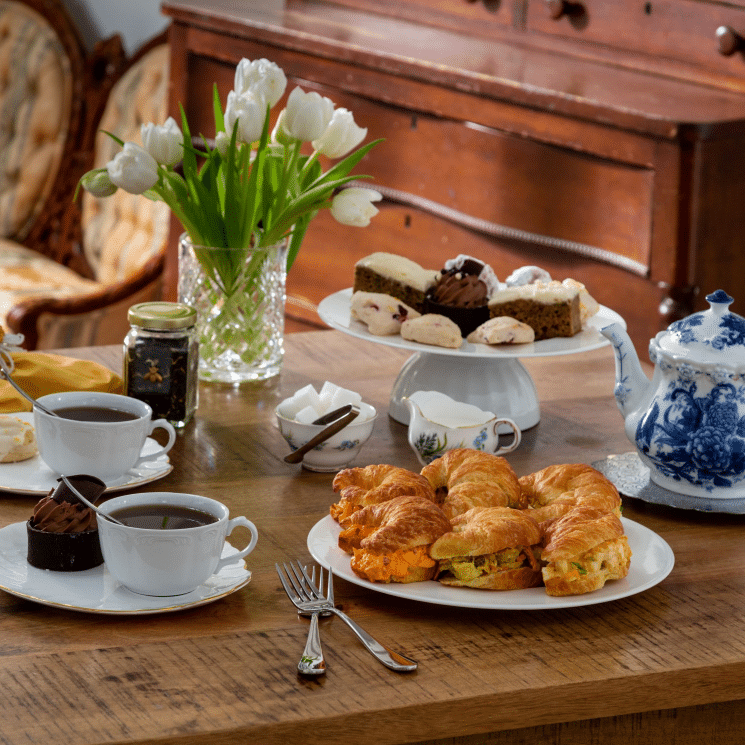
left=491, top=418, right=521, bottom=456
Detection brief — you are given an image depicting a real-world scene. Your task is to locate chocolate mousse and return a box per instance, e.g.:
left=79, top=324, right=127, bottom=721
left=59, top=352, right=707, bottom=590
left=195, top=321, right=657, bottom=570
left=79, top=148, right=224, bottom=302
left=424, top=255, right=498, bottom=335
left=27, top=475, right=106, bottom=571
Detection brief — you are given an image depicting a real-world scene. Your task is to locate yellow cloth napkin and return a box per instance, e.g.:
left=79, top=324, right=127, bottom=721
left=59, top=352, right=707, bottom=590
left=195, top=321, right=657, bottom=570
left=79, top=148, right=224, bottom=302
left=0, top=352, right=123, bottom=413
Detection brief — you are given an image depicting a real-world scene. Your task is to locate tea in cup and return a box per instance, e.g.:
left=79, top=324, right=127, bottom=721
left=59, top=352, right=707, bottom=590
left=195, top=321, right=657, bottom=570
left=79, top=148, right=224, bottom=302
left=97, top=491, right=259, bottom=596
left=33, top=391, right=176, bottom=482
left=404, top=390, right=521, bottom=466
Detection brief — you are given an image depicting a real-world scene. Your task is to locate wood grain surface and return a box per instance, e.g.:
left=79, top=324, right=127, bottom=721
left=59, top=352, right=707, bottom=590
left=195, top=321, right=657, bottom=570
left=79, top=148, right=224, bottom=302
left=1, top=332, right=744, bottom=744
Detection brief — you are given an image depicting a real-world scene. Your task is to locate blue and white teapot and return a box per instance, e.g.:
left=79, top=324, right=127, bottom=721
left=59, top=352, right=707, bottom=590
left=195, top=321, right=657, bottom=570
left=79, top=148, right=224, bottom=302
left=601, top=290, right=745, bottom=498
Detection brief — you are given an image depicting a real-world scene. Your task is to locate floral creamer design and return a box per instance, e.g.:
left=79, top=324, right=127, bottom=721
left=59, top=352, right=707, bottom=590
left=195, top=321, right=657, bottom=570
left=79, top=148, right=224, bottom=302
left=404, top=391, right=520, bottom=467
left=412, top=428, right=492, bottom=465
left=602, top=290, right=745, bottom=498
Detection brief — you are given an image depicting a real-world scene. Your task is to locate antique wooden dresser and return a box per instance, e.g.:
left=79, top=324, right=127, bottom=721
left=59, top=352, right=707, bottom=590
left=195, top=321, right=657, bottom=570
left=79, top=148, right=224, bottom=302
left=162, top=0, right=745, bottom=348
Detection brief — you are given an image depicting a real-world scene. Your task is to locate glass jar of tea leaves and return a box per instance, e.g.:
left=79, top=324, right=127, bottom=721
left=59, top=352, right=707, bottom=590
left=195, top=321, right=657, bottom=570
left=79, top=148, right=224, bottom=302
left=124, top=302, right=198, bottom=427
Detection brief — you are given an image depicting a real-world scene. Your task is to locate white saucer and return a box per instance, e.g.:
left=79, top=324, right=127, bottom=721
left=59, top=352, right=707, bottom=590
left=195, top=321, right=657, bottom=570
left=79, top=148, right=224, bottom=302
left=593, top=452, right=745, bottom=514
left=0, top=522, right=251, bottom=614
left=0, top=413, right=172, bottom=495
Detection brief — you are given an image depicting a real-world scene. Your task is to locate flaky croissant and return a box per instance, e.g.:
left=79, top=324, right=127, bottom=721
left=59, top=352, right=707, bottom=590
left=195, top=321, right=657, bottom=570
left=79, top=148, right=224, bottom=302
left=421, top=448, right=526, bottom=519
left=330, top=464, right=436, bottom=523
left=519, top=463, right=621, bottom=523
left=540, top=507, right=631, bottom=596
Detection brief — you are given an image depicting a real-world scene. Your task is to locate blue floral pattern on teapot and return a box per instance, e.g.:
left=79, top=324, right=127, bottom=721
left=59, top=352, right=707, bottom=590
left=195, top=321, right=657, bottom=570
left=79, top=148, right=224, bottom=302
left=602, top=290, right=745, bottom=498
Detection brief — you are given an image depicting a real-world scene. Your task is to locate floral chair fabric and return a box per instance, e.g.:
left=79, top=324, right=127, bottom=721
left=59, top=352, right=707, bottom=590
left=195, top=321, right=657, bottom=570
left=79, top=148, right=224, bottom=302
left=0, top=0, right=74, bottom=240
left=0, top=38, right=169, bottom=349
left=82, top=43, right=170, bottom=286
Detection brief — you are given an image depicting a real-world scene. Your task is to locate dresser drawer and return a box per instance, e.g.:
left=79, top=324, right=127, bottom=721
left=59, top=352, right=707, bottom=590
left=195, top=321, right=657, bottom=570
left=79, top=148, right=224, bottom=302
left=323, top=0, right=512, bottom=31
left=309, top=81, right=654, bottom=273
left=526, top=0, right=745, bottom=79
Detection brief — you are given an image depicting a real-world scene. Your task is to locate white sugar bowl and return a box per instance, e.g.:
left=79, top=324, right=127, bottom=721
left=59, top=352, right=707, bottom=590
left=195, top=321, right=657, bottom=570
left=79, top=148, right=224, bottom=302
left=275, top=382, right=376, bottom=472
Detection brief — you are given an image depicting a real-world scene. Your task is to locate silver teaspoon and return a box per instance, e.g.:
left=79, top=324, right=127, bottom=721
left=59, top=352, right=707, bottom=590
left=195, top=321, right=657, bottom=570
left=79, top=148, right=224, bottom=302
left=284, top=405, right=360, bottom=464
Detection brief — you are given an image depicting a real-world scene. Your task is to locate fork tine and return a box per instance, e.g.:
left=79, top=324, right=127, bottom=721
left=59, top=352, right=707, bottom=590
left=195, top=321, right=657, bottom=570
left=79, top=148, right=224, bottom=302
left=302, top=563, right=324, bottom=600
left=275, top=562, right=303, bottom=608
left=285, top=561, right=310, bottom=600
left=291, top=560, right=322, bottom=601
left=327, top=566, right=335, bottom=607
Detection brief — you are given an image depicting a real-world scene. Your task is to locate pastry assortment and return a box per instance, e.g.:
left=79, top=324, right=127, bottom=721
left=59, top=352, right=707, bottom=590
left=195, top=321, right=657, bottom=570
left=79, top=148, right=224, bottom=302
left=351, top=251, right=599, bottom=348
left=330, top=449, right=631, bottom=596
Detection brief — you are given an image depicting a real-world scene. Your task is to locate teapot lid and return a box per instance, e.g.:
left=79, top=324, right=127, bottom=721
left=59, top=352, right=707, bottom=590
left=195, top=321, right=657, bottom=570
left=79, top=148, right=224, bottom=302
left=656, top=290, right=745, bottom=364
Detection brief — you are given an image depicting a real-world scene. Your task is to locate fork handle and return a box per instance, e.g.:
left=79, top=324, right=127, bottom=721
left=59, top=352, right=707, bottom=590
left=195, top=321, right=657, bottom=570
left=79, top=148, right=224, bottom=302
left=329, top=608, right=417, bottom=672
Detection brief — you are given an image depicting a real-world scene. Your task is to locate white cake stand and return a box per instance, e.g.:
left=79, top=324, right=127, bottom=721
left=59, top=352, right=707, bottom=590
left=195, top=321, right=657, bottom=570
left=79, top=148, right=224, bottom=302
left=317, top=289, right=625, bottom=429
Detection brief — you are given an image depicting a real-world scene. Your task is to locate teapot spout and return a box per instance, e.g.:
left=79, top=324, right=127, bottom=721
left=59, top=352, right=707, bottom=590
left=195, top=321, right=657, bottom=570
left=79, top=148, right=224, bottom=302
left=601, top=323, right=652, bottom=418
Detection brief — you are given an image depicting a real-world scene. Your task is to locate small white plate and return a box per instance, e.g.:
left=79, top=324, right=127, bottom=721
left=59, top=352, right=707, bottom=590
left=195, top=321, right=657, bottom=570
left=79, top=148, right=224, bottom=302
left=318, top=288, right=624, bottom=358
left=0, top=522, right=251, bottom=614
left=307, top=515, right=674, bottom=610
left=0, top=413, right=172, bottom=495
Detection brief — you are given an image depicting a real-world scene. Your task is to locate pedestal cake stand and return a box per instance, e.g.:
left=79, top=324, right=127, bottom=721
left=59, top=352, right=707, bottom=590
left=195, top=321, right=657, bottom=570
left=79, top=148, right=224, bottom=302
left=318, top=289, right=625, bottom=428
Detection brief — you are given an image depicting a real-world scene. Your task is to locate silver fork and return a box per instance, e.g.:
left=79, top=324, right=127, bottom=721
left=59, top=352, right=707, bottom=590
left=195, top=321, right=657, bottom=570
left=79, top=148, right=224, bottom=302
left=295, top=565, right=330, bottom=675
left=276, top=560, right=418, bottom=673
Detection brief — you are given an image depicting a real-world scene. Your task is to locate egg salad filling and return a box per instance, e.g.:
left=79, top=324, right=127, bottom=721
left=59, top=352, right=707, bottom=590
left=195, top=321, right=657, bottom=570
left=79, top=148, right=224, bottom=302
left=351, top=545, right=435, bottom=582
left=437, top=546, right=538, bottom=584
left=542, top=539, right=631, bottom=584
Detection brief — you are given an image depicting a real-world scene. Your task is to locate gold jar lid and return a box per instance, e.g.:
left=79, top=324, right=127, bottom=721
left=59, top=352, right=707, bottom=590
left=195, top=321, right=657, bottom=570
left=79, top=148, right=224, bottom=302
left=128, top=302, right=196, bottom=330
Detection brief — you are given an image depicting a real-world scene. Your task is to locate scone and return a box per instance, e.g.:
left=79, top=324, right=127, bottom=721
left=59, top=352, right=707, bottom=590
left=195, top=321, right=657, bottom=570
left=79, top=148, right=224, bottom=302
left=467, top=317, right=535, bottom=345
left=0, top=415, right=37, bottom=462
left=400, top=314, right=462, bottom=349
left=350, top=291, right=420, bottom=335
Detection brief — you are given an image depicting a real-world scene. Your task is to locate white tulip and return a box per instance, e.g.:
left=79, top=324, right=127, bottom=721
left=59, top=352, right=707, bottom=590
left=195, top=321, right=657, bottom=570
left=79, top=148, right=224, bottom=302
left=141, top=116, right=183, bottom=166
left=330, top=187, right=382, bottom=227
left=80, top=168, right=117, bottom=197
left=224, top=89, right=267, bottom=145
left=214, top=131, right=231, bottom=157
left=270, top=109, right=294, bottom=146
left=312, top=108, right=367, bottom=159
left=234, top=58, right=287, bottom=108
left=282, top=87, right=334, bottom=143
left=107, top=143, right=159, bottom=194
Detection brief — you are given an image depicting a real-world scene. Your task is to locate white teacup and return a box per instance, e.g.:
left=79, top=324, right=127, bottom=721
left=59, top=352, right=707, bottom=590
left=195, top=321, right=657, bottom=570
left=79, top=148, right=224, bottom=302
left=97, top=491, right=259, bottom=596
left=33, top=391, right=176, bottom=482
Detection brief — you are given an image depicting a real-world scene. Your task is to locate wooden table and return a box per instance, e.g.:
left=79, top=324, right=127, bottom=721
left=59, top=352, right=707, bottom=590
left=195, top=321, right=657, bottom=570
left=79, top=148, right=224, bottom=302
left=1, top=331, right=744, bottom=744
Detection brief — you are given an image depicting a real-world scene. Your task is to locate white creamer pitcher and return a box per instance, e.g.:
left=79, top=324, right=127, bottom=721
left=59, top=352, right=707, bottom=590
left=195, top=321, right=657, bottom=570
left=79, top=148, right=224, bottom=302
left=404, top=390, right=521, bottom=466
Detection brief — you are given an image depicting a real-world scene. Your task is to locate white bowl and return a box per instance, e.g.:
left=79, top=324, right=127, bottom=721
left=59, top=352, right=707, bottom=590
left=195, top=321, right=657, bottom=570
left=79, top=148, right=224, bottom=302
left=275, top=401, right=377, bottom=472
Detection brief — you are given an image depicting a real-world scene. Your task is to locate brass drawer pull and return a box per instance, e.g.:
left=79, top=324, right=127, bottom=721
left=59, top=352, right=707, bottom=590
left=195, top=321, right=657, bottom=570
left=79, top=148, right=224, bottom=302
left=716, top=25, right=744, bottom=56
left=546, top=0, right=584, bottom=20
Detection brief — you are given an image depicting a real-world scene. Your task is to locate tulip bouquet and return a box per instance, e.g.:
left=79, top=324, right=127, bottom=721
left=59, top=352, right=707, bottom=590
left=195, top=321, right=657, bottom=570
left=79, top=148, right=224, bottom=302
left=79, top=57, right=382, bottom=293
left=78, top=57, right=382, bottom=381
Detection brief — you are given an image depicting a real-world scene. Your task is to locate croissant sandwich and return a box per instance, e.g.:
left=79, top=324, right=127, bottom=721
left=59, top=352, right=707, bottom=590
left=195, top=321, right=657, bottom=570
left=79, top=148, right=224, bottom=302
left=338, top=495, right=451, bottom=584
left=540, top=507, right=632, bottom=596
left=430, top=506, right=542, bottom=590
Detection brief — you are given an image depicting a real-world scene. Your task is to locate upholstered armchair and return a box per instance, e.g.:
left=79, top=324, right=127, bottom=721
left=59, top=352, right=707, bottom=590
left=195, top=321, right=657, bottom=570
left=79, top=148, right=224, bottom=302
left=1, top=25, right=170, bottom=349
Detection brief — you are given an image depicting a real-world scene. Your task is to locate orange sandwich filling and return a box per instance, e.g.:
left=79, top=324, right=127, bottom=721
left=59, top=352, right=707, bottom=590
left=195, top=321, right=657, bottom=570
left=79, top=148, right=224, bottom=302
left=351, top=545, right=435, bottom=582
